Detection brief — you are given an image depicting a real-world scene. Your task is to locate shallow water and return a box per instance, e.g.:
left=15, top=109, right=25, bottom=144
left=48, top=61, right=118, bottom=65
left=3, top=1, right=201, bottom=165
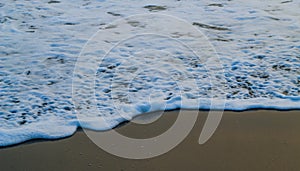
left=0, top=0, right=300, bottom=146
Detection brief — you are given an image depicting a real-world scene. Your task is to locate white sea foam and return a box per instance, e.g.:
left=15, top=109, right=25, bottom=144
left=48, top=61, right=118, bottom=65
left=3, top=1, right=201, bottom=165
left=0, top=0, right=299, bottom=146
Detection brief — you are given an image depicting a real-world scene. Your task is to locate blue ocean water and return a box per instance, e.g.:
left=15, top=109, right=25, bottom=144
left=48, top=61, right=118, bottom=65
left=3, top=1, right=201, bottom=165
left=1, top=0, right=300, bottom=146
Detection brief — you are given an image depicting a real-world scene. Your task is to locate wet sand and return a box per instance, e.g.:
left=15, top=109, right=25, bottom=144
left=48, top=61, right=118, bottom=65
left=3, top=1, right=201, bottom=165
left=1, top=110, right=300, bottom=171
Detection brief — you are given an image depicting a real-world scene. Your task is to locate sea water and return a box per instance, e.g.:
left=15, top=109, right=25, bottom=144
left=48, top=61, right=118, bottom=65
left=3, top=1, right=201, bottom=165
left=0, top=0, right=299, bottom=146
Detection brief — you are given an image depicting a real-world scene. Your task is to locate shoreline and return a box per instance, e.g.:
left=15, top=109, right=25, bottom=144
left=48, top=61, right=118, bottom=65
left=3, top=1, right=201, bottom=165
left=2, top=108, right=300, bottom=149
left=1, top=110, right=300, bottom=170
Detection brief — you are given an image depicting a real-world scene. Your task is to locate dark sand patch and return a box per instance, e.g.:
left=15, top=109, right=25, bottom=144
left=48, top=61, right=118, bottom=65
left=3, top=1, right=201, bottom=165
left=143, top=5, right=167, bottom=12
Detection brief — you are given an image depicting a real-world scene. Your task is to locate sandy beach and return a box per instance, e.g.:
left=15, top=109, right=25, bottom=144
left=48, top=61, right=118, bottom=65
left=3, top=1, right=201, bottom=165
left=1, top=110, right=300, bottom=171
left=1, top=1, right=300, bottom=171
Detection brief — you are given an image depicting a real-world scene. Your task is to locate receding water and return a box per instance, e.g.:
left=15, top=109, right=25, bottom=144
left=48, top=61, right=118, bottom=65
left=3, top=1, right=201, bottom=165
left=0, top=0, right=299, bottom=146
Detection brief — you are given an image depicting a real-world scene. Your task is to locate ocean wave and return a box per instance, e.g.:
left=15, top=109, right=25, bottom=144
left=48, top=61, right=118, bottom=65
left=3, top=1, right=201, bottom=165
left=1, top=0, right=299, bottom=146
